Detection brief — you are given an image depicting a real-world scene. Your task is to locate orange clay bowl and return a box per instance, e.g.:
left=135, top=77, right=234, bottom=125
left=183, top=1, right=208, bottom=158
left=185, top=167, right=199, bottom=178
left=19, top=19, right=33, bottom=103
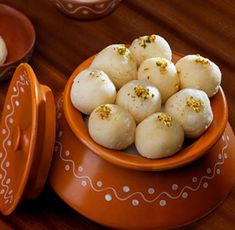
left=63, top=52, right=228, bottom=171
left=0, top=4, right=35, bottom=81
left=49, top=52, right=235, bottom=230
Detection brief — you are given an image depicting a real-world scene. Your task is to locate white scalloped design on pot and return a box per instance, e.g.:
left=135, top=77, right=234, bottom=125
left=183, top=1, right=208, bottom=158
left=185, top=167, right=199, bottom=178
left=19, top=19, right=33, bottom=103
left=0, top=70, right=29, bottom=204
left=55, top=97, right=229, bottom=207
left=53, top=0, right=121, bottom=15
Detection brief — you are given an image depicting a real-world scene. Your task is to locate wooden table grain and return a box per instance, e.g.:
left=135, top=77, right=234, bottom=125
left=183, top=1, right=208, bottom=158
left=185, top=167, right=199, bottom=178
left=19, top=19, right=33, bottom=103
left=0, top=0, right=235, bottom=229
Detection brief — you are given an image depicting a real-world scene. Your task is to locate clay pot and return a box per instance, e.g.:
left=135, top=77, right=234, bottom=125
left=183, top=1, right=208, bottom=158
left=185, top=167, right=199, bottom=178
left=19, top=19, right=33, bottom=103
left=0, top=4, right=35, bottom=81
left=50, top=0, right=122, bottom=20
left=0, top=52, right=235, bottom=229
left=50, top=52, right=235, bottom=229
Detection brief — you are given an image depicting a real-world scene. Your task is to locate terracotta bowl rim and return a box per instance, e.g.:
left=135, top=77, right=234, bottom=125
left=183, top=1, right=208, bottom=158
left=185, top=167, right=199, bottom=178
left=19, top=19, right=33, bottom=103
left=0, top=4, right=36, bottom=68
left=63, top=51, right=228, bottom=171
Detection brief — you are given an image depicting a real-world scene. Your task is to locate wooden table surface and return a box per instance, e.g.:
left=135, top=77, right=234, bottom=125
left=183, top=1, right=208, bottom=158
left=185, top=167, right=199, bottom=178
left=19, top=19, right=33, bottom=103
left=0, top=0, right=235, bottom=229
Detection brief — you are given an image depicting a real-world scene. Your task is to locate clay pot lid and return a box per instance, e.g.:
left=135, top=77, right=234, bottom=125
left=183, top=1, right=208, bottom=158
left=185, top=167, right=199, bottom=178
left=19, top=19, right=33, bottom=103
left=63, top=52, right=228, bottom=171
left=0, top=63, right=56, bottom=215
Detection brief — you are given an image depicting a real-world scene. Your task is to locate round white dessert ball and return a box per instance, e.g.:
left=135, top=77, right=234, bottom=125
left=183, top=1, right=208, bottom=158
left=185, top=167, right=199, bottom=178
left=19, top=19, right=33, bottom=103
left=116, top=80, right=161, bottom=123
left=0, top=36, right=7, bottom=65
left=176, top=54, right=221, bottom=97
left=88, top=104, right=136, bottom=150
left=135, top=112, right=184, bottom=159
left=164, top=88, right=213, bottom=138
left=129, top=34, right=172, bottom=66
left=138, top=57, right=180, bottom=103
left=70, top=69, right=116, bottom=115
left=89, top=44, right=137, bottom=89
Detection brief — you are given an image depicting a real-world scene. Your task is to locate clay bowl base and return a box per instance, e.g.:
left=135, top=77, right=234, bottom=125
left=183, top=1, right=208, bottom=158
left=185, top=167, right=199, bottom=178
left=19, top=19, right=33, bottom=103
left=49, top=94, right=235, bottom=230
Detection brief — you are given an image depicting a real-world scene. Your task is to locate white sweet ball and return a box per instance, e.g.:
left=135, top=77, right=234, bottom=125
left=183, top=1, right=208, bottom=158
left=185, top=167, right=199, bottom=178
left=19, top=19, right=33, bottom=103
left=116, top=80, right=161, bottom=123
left=70, top=69, right=116, bottom=115
left=88, top=104, right=136, bottom=150
left=135, top=112, right=184, bottom=159
left=138, top=57, right=180, bottom=103
left=176, top=54, right=221, bottom=97
left=0, top=36, right=7, bottom=65
left=90, top=44, right=137, bottom=89
left=129, top=34, right=172, bottom=66
left=164, top=88, right=213, bottom=138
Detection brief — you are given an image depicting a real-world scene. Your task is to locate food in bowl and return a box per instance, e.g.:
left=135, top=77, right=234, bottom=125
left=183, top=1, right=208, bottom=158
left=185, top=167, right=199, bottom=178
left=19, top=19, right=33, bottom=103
left=135, top=112, right=184, bottom=159
left=176, top=54, right=221, bottom=97
left=0, top=36, right=7, bottom=64
left=164, top=88, right=213, bottom=138
left=116, top=80, right=161, bottom=123
left=129, top=34, right=172, bottom=66
left=88, top=104, right=136, bottom=150
left=90, top=44, right=137, bottom=89
left=70, top=69, right=116, bottom=115
left=70, top=34, right=222, bottom=159
left=137, top=57, right=179, bottom=102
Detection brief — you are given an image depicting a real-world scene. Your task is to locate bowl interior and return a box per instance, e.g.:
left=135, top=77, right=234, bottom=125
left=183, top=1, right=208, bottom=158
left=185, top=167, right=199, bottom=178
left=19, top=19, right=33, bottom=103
left=0, top=4, right=35, bottom=66
left=63, top=52, right=228, bottom=171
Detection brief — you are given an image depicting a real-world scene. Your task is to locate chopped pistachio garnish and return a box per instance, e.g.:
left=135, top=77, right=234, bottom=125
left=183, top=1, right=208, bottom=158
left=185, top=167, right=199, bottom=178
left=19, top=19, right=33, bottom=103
left=157, top=113, right=173, bottom=127
left=138, top=35, right=156, bottom=48
left=144, top=67, right=149, bottom=71
left=134, top=85, right=154, bottom=99
left=186, top=96, right=203, bottom=112
left=195, top=54, right=209, bottom=64
left=138, top=38, right=147, bottom=48
left=89, top=70, right=101, bottom=78
left=117, top=47, right=127, bottom=55
left=156, top=58, right=168, bottom=74
left=146, top=34, right=156, bottom=43
left=114, top=45, right=129, bottom=56
left=95, top=105, right=112, bottom=119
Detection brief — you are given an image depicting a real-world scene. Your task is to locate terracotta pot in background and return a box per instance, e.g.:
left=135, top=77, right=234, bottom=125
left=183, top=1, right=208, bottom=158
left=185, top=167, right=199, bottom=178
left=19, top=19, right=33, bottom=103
left=0, top=4, right=35, bottom=81
left=50, top=0, right=122, bottom=20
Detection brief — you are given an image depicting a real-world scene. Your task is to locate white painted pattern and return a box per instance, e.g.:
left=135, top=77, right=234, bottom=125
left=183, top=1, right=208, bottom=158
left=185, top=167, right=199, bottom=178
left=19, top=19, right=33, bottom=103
left=123, top=186, right=130, bottom=193
left=148, top=188, right=155, bottom=194
left=159, top=199, right=166, bottom=206
left=55, top=95, right=229, bottom=206
left=132, top=199, right=139, bottom=206
left=0, top=70, right=28, bottom=205
left=171, top=184, right=178, bottom=191
left=57, top=137, right=228, bottom=204
left=105, top=194, right=112, bottom=201
left=53, top=0, right=121, bottom=15
left=97, top=181, right=102, bottom=187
